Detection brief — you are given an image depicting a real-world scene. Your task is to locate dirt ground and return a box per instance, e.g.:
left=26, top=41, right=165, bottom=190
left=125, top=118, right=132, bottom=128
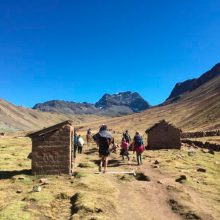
left=0, top=136, right=220, bottom=220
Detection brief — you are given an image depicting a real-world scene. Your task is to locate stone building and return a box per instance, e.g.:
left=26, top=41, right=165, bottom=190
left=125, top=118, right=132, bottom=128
left=145, top=120, right=181, bottom=150
left=28, top=120, right=74, bottom=175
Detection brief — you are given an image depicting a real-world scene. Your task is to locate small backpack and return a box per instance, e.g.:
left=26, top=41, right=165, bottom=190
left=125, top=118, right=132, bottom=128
left=124, top=133, right=131, bottom=141
left=134, top=135, right=143, bottom=147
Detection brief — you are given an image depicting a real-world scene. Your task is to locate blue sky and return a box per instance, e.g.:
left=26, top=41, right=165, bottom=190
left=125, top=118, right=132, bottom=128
left=0, top=0, right=220, bottom=107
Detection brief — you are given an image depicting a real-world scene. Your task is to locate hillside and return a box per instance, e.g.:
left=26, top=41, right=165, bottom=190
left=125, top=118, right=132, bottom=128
left=0, top=99, right=106, bottom=132
left=167, top=63, right=220, bottom=101
left=78, top=64, right=220, bottom=135
left=33, top=91, right=150, bottom=117
left=1, top=64, right=220, bottom=134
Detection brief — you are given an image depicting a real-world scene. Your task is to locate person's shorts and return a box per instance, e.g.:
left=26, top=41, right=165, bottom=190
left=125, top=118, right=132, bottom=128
left=99, top=146, right=110, bottom=157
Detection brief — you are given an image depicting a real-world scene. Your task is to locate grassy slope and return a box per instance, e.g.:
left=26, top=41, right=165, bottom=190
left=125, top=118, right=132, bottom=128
left=0, top=99, right=107, bottom=133
left=0, top=136, right=220, bottom=219
left=78, top=74, right=220, bottom=138
left=1, top=71, right=219, bottom=135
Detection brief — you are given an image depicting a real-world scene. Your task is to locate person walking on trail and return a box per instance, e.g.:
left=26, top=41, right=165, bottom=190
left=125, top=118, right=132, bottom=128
left=120, top=137, right=130, bottom=162
left=73, top=131, right=79, bottom=159
left=93, top=124, right=114, bottom=173
left=86, top=128, right=92, bottom=146
left=133, top=131, right=145, bottom=165
left=77, top=135, right=84, bottom=154
left=123, top=130, right=131, bottom=143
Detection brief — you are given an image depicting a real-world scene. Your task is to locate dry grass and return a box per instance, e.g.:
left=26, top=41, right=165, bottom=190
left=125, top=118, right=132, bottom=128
left=0, top=137, right=119, bottom=220
left=1, top=134, right=220, bottom=219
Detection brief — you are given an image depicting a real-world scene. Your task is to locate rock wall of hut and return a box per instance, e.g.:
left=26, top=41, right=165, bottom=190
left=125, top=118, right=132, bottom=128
left=148, top=123, right=181, bottom=149
left=32, top=125, right=73, bottom=175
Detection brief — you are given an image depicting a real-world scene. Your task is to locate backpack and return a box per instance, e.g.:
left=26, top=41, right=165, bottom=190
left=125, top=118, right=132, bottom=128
left=121, top=141, right=129, bottom=150
left=123, top=133, right=131, bottom=142
left=134, top=135, right=143, bottom=147
left=74, top=135, right=78, bottom=146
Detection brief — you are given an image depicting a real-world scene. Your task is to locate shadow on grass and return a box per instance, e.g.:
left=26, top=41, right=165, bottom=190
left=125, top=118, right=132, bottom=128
left=0, top=169, right=31, bottom=179
left=84, top=148, right=98, bottom=155
left=92, top=159, right=123, bottom=167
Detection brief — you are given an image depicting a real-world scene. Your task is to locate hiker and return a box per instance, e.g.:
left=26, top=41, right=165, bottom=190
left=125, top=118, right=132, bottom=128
left=77, top=135, right=84, bottom=154
left=93, top=124, right=114, bottom=173
left=86, top=128, right=92, bottom=146
left=133, top=131, right=145, bottom=165
left=120, top=137, right=130, bottom=162
left=123, top=130, right=131, bottom=143
left=73, top=131, right=78, bottom=159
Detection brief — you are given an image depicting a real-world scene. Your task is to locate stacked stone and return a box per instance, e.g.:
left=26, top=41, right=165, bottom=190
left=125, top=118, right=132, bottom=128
left=181, top=130, right=220, bottom=138
left=181, top=139, right=220, bottom=151
left=31, top=125, right=73, bottom=175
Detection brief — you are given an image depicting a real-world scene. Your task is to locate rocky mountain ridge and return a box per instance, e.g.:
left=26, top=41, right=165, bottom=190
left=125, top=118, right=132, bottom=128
left=167, top=63, right=220, bottom=102
left=33, top=91, right=150, bottom=116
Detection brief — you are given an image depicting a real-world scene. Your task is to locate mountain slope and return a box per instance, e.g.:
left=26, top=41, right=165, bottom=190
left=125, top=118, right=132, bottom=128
left=33, top=91, right=150, bottom=116
left=167, top=63, right=220, bottom=101
left=79, top=64, right=220, bottom=134
left=1, top=64, right=219, bottom=133
left=0, top=99, right=106, bottom=132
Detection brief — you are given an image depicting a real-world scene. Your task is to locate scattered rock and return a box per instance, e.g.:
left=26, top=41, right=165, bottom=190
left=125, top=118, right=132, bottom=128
left=39, top=178, right=48, bottom=185
left=157, top=180, right=162, bottom=184
left=18, top=176, right=25, bottom=180
left=208, top=150, right=215, bottom=155
left=188, top=151, right=196, bottom=157
left=215, top=161, right=219, bottom=165
left=27, top=152, right=32, bottom=159
left=16, top=189, right=22, bottom=193
left=197, top=168, right=206, bottom=173
left=176, top=175, right=187, bottom=183
left=33, top=185, right=41, bottom=192
left=176, top=154, right=182, bottom=159
left=154, top=160, right=160, bottom=164
left=153, top=165, right=160, bottom=168
left=135, top=172, right=151, bottom=181
left=201, top=149, right=209, bottom=153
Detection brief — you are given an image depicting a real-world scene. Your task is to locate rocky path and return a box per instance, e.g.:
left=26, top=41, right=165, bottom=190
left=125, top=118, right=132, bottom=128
left=76, top=147, right=218, bottom=220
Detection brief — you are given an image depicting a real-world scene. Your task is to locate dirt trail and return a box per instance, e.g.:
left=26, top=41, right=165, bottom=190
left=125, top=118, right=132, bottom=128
left=78, top=147, right=217, bottom=220
left=104, top=163, right=180, bottom=220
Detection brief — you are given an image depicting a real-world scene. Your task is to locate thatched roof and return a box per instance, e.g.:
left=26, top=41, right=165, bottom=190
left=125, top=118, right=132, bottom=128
left=145, top=120, right=181, bottom=133
left=27, top=120, right=73, bottom=138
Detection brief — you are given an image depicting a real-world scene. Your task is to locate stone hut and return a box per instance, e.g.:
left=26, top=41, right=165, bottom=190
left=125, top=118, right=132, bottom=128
left=28, top=120, right=74, bottom=175
left=145, top=120, right=181, bottom=150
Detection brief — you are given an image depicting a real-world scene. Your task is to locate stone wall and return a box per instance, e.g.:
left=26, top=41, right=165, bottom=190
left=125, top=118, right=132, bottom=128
left=147, top=123, right=181, bottom=150
left=181, top=130, right=220, bottom=138
left=31, top=125, right=73, bottom=175
left=181, top=139, right=220, bottom=151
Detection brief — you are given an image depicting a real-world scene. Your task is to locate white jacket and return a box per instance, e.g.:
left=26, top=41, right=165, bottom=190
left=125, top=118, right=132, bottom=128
left=78, top=137, right=84, bottom=146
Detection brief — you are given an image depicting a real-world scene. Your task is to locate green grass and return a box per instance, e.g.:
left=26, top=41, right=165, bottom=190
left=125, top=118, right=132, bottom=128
left=0, top=137, right=119, bottom=220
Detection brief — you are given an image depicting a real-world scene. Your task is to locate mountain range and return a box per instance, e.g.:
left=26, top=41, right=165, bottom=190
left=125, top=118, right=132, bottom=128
left=0, top=62, right=220, bottom=132
left=33, top=91, right=150, bottom=116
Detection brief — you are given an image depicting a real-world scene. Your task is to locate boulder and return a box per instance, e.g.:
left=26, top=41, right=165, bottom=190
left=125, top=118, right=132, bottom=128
left=154, top=160, right=160, bottom=164
left=188, top=151, right=196, bottom=156
left=197, top=168, right=206, bottom=173
left=18, top=176, right=25, bottom=180
left=208, top=150, right=215, bottom=155
left=39, top=178, right=49, bottom=185
left=33, top=185, right=42, bottom=192
left=175, top=175, right=187, bottom=183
